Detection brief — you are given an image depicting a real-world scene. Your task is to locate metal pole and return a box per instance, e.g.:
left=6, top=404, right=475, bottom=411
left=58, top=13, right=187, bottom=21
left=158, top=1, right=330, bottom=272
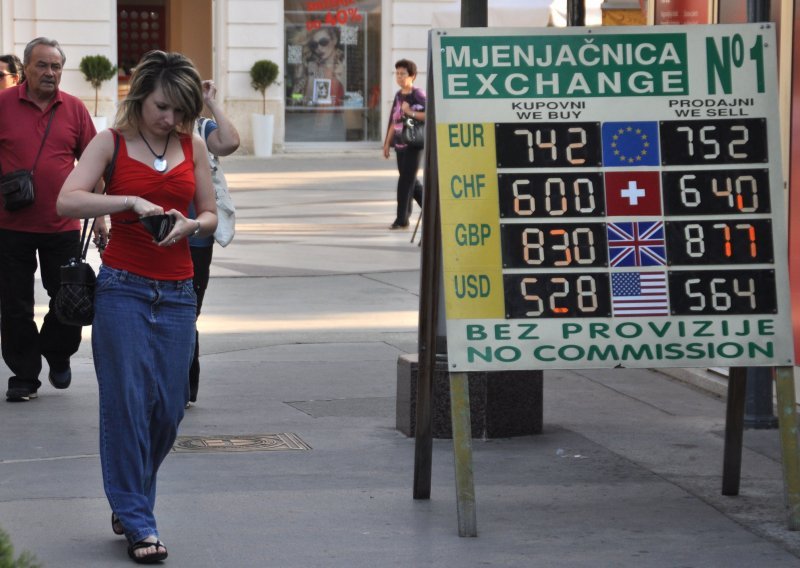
left=747, top=0, right=770, bottom=22
left=450, top=372, right=477, bottom=536
left=742, top=0, right=778, bottom=431
left=722, top=368, right=746, bottom=495
left=567, top=0, right=586, bottom=26
left=413, top=35, right=440, bottom=501
left=774, top=367, right=800, bottom=530
left=744, top=367, right=778, bottom=428
left=461, top=0, right=488, bottom=27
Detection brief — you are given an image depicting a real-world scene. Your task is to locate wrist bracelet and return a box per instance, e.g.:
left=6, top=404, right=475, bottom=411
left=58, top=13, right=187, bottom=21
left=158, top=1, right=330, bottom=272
left=192, top=220, right=201, bottom=236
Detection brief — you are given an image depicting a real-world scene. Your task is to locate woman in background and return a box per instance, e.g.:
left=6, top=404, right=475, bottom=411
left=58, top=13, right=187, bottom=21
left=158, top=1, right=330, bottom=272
left=0, top=54, right=22, bottom=89
left=188, top=78, right=240, bottom=406
left=383, top=58, right=425, bottom=230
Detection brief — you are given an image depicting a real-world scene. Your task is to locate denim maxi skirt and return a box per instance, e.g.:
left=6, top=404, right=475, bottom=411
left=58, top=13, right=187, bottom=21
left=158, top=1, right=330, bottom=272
left=91, top=265, right=196, bottom=543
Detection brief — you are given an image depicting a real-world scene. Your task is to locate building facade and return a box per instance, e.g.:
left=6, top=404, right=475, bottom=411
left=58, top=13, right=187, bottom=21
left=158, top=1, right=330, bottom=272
left=0, top=0, right=561, bottom=153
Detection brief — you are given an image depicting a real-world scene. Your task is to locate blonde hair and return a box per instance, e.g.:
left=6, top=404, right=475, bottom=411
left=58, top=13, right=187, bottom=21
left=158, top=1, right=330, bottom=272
left=115, top=51, right=203, bottom=134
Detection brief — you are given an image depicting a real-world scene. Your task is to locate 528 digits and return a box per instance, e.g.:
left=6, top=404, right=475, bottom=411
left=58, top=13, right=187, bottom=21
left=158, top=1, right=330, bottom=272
left=504, top=273, right=611, bottom=318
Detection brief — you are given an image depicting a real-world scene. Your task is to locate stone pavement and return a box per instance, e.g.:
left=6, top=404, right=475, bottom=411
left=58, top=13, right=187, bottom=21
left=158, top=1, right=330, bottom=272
left=0, top=153, right=799, bottom=567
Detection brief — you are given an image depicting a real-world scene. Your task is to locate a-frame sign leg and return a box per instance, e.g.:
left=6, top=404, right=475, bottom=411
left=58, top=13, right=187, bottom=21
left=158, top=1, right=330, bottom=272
left=774, top=366, right=800, bottom=530
left=449, top=372, right=477, bottom=537
left=722, top=367, right=746, bottom=495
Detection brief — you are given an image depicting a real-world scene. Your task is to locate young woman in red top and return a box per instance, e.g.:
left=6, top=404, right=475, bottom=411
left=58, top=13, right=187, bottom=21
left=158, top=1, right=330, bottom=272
left=58, top=50, right=217, bottom=564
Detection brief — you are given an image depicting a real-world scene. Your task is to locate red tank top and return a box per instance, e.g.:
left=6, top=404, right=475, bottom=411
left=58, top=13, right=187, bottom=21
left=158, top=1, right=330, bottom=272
left=101, top=131, right=196, bottom=280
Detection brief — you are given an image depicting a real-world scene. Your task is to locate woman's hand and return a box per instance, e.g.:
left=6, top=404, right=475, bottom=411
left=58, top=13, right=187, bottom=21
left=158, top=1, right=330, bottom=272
left=130, top=196, right=164, bottom=218
left=92, top=216, right=109, bottom=253
left=400, top=101, right=411, bottom=116
left=157, top=209, right=199, bottom=247
left=202, top=80, right=217, bottom=105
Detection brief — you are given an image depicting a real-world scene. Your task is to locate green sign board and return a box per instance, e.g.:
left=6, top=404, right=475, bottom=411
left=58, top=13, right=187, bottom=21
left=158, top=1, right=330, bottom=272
left=431, top=24, right=793, bottom=371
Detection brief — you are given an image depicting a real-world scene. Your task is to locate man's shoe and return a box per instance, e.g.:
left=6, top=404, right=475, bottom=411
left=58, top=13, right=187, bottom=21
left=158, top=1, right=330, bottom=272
left=389, top=222, right=409, bottom=230
left=6, top=386, right=38, bottom=402
left=48, top=367, right=72, bottom=390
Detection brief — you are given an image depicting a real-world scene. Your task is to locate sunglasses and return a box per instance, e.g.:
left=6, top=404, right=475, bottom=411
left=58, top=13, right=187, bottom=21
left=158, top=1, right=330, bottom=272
left=140, top=214, right=175, bottom=242
left=309, top=38, right=331, bottom=50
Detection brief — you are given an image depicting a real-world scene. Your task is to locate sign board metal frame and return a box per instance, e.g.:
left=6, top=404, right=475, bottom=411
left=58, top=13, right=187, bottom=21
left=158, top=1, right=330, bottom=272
left=417, top=23, right=800, bottom=536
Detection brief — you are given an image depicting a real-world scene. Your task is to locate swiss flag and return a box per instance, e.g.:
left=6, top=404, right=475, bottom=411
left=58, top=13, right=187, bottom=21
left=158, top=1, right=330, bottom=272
left=604, top=171, right=662, bottom=217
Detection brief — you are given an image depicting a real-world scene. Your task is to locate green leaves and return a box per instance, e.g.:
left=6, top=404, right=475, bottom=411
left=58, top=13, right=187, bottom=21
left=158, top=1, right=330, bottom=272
left=250, top=60, right=280, bottom=115
left=79, top=55, right=117, bottom=89
left=0, top=527, right=41, bottom=568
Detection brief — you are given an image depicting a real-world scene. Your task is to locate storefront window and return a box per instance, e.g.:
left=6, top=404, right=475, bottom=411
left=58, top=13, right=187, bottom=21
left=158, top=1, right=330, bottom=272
left=284, top=0, right=382, bottom=142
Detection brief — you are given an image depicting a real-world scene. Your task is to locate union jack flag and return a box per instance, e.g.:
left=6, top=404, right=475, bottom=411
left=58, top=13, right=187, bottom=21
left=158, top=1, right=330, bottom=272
left=607, top=221, right=666, bottom=267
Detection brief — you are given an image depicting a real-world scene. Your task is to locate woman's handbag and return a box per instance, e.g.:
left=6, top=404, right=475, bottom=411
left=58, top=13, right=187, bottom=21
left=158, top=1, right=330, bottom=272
left=0, top=108, right=55, bottom=211
left=54, top=131, right=120, bottom=326
left=54, top=251, right=97, bottom=326
left=198, top=118, right=236, bottom=247
left=401, top=116, right=424, bottom=149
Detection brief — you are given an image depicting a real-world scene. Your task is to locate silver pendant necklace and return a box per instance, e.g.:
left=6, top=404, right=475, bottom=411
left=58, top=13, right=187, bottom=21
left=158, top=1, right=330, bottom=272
left=139, top=129, right=170, bottom=172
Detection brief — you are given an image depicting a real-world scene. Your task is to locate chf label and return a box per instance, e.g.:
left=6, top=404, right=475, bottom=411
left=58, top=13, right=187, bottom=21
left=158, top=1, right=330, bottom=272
left=450, top=174, right=486, bottom=198
left=455, top=223, right=491, bottom=246
left=448, top=124, right=485, bottom=147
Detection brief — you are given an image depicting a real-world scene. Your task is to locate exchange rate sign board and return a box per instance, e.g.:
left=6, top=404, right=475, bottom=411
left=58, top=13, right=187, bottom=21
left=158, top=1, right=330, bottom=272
left=431, top=24, right=794, bottom=371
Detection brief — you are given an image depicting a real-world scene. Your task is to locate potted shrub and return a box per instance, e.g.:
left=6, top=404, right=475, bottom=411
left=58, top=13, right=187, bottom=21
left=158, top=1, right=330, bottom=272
left=79, top=54, right=117, bottom=130
left=249, top=59, right=279, bottom=157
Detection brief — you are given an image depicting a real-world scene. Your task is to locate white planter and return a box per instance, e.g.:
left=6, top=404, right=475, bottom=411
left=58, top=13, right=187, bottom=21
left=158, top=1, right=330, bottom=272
left=251, top=113, right=274, bottom=157
left=91, top=116, right=108, bottom=132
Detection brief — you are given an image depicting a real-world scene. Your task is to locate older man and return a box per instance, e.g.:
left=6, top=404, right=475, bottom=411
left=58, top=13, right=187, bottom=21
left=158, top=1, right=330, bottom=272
left=0, top=37, right=99, bottom=401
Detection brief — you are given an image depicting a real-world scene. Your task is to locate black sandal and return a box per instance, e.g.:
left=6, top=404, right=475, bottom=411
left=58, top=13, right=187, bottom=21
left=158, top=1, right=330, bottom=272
left=111, top=513, right=124, bottom=536
left=127, top=539, right=168, bottom=564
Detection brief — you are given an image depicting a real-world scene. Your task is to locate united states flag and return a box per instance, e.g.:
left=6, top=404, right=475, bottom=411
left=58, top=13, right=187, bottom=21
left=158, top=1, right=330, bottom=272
left=607, top=221, right=666, bottom=267
left=611, top=272, right=669, bottom=317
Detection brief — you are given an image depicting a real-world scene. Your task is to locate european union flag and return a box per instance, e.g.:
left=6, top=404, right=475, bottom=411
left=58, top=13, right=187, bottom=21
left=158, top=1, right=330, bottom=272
left=602, top=122, right=660, bottom=167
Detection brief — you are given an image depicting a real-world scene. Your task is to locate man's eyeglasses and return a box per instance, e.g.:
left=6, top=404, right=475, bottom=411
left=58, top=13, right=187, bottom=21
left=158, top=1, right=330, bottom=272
left=309, top=38, right=331, bottom=50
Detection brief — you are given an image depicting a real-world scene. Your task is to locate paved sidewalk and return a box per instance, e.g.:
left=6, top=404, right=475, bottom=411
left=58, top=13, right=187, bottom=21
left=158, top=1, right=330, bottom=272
left=1, top=154, right=799, bottom=567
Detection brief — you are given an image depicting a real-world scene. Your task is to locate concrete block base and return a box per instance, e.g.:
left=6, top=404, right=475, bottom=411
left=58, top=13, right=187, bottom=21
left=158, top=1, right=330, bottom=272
left=396, top=353, right=543, bottom=439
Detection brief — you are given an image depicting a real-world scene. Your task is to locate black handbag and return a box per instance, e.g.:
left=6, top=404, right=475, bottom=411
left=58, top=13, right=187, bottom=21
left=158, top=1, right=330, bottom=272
left=54, top=131, right=120, bottom=326
left=54, top=251, right=97, bottom=326
left=0, top=109, right=55, bottom=212
left=401, top=116, right=424, bottom=149
left=0, top=170, right=35, bottom=211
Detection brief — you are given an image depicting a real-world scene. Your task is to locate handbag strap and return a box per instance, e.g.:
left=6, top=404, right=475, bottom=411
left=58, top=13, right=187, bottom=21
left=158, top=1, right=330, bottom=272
left=30, top=108, right=56, bottom=174
left=78, top=130, right=121, bottom=260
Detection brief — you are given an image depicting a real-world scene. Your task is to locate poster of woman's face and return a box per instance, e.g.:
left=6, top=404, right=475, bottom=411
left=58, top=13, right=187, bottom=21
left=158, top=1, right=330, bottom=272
left=288, top=25, right=348, bottom=106
left=308, top=27, right=339, bottom=64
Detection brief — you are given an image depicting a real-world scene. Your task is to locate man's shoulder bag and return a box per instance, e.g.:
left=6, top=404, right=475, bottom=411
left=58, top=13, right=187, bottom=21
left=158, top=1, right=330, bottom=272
left=0, top=108, right=56, bottom=212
